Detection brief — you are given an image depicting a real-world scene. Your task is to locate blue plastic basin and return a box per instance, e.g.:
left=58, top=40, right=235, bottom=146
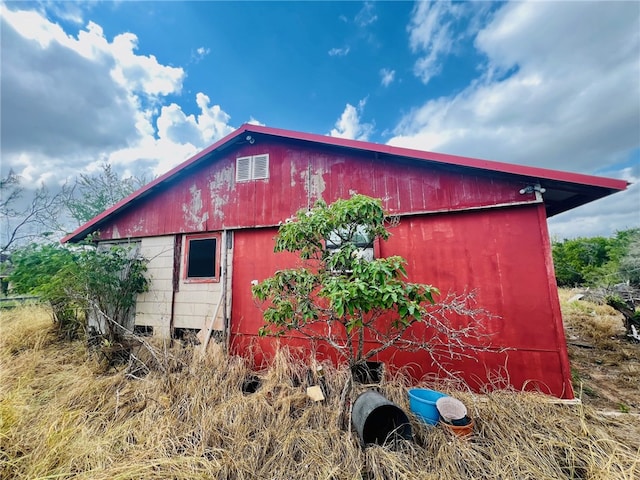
left=408, top=388, right=448, bottom=425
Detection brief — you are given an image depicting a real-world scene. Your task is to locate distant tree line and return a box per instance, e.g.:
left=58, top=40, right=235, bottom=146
left=552, top=228, right=640, bottom=287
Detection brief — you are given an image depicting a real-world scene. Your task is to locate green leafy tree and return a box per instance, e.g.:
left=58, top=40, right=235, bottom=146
left=9, top=243, right=82, bottom=338
left=9, top=241, right=149, bottom=341
left=553, top=236, right=610, bottom=286
left=253, top=194, right=492, bottom=370
left=552, top=228, right=640, bottom=287
left=612, top=229, right=640, bottom=287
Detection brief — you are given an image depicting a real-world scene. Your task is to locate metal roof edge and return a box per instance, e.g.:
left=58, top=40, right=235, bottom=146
left=61, top=123, right=629, bottom=243
left=244, top=124, right=629, bottom=191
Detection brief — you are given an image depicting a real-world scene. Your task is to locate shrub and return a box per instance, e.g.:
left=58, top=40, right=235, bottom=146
left=8, top=241, right=149, bottom=341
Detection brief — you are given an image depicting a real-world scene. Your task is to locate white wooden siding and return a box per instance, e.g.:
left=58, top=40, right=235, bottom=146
left=133, top=233, right=230, bottom=337
left=135, top=235, right=174, bottom=336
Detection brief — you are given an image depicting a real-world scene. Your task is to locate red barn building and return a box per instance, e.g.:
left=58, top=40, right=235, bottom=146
left=63, top=124, right=628, bottom=398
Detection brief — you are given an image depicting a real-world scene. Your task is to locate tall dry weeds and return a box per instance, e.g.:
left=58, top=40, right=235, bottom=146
left=559, top=289, right=627, bottom=348
left=1, top=306, right=639, bottom=479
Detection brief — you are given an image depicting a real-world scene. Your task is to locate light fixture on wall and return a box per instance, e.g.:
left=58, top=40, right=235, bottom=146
left=519, top=184, right=546, bottom=195
left=246, top=135, right=255, bottom=144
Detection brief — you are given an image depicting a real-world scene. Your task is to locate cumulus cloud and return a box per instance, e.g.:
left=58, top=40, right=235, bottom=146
left=329, top=99, right=374, bottom=141
left=392, top=1, right=640, bottom=237
left=1, top=16, right=138, bottom=159
left=0, top=4, right=235, bottom=186
left=392, top=2, right=640, bottom=171
left=380, top=68, right=395, bottom=87
left=247, top=117, right=265, bottom=126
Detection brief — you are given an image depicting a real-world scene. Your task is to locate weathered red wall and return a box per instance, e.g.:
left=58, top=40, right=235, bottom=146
left=90, top=137, right=572, bottom=397
left=97, top=139, right=534, bottom=240
left=230, top=204, right=573, bottom=399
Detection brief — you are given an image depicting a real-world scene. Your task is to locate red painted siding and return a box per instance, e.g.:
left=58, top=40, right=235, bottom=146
left=230, top=204, right=573, bottom=398
left=84, top=137, right=574, bottom=397
left=97, top=139, right=534, bottom=241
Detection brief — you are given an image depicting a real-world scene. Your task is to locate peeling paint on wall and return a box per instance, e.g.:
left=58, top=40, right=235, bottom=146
left=301, top=167, right=326, bottom=203
left=209, top=165, right=234, bottom=222
left=131, top=218, right=145, bottom=234
left=209, top=165, right=235, bottom=190
left=182, top=185, right=209, bottom=230
left=94, top=143, right=531, bottom=241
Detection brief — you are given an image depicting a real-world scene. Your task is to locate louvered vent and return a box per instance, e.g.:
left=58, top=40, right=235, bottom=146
left=236, top=154, right=269, bottom=182
left=236, top=156, right=252, bottom=182
left=252, top=154, right=269, bottom=180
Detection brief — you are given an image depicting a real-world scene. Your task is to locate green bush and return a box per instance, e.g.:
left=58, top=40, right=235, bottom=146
left=8, top=241, right=149, bottom=341
left=552, top=228, right=640, bottom=287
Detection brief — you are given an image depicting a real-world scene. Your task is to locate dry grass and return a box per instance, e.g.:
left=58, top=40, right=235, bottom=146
left=559, top=289, right=627, bottom=348
left=2, top=306, right=639, bottom=479
left=559, top=288, right=640, bottom=415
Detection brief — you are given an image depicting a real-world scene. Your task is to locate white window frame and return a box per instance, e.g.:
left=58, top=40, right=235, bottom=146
left=236, top=154, right=269, bottom=182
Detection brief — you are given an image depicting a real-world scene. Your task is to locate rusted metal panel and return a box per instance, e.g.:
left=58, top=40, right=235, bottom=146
left=98, top=140, right=532, bottom=241
left=229, top=204, right=574, bottom=398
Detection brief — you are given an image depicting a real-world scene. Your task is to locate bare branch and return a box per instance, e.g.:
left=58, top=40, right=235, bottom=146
left=1, top=177, right=68, bottom=254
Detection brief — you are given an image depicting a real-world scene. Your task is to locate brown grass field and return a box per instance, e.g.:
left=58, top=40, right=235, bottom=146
left=1, top=290, right=639, bottom=479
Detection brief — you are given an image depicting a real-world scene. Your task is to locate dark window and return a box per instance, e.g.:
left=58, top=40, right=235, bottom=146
left=187, top=237, right=217, bottom=278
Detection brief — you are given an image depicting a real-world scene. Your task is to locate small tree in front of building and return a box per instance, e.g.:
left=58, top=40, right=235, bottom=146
left=9, top=240, right=149, bottom=342
left=253, top=194, right=493, bottom=376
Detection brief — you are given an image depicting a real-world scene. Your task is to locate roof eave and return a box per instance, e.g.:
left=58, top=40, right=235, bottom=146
left=61, top=123, right=629, bottom=243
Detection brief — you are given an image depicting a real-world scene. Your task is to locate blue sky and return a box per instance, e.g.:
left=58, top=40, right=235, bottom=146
left=1, top=1, right=639, bottom=239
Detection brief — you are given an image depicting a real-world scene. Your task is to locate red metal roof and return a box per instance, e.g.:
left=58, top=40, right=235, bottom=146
left=62, top=123, right=629, bottom=243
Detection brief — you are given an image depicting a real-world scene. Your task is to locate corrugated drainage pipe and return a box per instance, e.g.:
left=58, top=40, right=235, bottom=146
left=351, top=390, right=412, bottom=447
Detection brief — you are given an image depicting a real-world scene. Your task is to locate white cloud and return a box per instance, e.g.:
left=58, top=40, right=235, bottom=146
left=355, top=2, right=378, bottom=27
left=109, top=29, right=185, bottom=97
left=393, top=2, right=640, bottom=171
left=1, top=10, right=139, bottom=160
left=380, top=68, right=395, bottom=87
left=44, top=1, right=87, bottom=26
left=0, top=4, right=235, bottom=188
left=391, top=1, right=640, bottom=238
left=408, top=0, right=464, bottom=84
left=329, top=99, right=374, bottom=141
left=247, top=117, right=265, bottom=126
left=191, top=46, right=210, bottom=63
left=328, top=46, right=350, bottom=57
